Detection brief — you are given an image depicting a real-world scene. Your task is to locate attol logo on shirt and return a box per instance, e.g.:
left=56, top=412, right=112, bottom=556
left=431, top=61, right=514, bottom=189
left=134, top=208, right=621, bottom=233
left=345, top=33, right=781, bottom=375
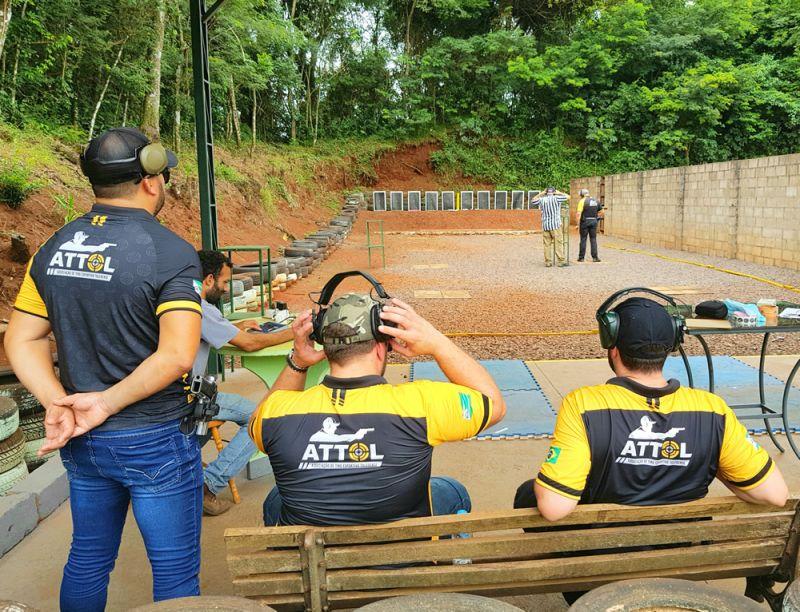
left=615, top=415, right=693, bottom=467
left=46, top=231, right=117, bottom=282
left=298, top=417, right=384, bottom=470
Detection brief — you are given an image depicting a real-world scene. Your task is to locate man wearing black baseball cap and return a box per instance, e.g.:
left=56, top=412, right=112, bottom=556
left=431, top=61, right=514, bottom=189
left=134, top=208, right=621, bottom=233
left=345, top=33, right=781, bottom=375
left=512, top=295, right=788, bottom=603
left=516, top=295, right=787, bottom=517
left=5, top=127, right=203, bottom=609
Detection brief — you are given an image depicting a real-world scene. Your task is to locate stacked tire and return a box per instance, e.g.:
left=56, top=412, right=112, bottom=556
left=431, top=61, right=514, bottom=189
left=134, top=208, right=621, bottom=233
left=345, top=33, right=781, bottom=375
left=227, top=193, right=363, bottom=302
left=0, top=395, right=27, bottom=494
left=0, top=384, right=53, bottom=475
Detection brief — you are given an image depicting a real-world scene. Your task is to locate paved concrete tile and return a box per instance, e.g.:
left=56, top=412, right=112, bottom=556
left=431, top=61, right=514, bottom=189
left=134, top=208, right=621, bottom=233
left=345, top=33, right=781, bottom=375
left=441, top=290, right=472, bottom=299
left=11, top=455, right=68, bottom=520
left=0, top=491, right=38, bottom=557
left=385, top=364, right=410, bottom=385
left=527, top=358, right=612, bottom=403
left=414, top=290, right=443, bottom=298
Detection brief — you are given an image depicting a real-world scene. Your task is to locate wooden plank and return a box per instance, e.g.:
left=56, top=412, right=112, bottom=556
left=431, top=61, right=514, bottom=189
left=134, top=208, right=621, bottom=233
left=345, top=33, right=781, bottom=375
left=232, top=573, right=305, bottom=597
left=325, top=559, right=778, bottom=609
left=779, top=505, right=800, bottom=580
left=321, top=516, right=792, bottom=570
left=223, top=496, right=798, bottom=550
left=305, top=531, right=326, bottom=612
left=326, top=539, right=785, bottom=591
left=316, top=497, right=798, bottom=546
left=227, top=549, right=302, bottom=576
left=685, top=318, right=733, bottom=330
left=225, top=527, right=307, bottom=550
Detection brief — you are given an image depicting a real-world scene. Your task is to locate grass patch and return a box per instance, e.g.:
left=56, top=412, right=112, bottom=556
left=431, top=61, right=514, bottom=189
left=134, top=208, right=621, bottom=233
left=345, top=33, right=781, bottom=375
left=53, top=193, right=81, bottom=224
left=0, top=164, right=38, bottom=209
left=259, top=185, right=278, bottom=218
left=216, top=163, right=248, bottom=186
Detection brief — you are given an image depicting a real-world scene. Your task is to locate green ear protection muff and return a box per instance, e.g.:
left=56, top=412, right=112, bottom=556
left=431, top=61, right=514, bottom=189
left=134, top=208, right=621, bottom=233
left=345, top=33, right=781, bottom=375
left=79, top=140, right=170, bottom=184
left=596, top=287, right=685, bottom=352
left=310, top=271, right=396, bottom=345
left=138, top=143, right=169, bottom=176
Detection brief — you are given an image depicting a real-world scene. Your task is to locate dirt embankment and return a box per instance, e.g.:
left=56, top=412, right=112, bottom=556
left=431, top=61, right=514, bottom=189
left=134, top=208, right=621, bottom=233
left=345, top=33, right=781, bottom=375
left=372, top=142, right=493, bottom=192
left=0, top=137, right=507, bottom=320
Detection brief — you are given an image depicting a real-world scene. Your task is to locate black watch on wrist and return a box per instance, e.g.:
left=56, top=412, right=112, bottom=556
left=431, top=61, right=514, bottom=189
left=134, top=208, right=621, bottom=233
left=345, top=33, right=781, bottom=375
left=286, top=349, right=309, bottom=373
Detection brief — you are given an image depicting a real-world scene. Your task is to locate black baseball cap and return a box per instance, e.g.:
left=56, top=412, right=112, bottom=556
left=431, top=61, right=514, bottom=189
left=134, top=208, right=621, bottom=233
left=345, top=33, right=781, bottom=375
left=80, top=127, right=178, bottom=185
left=615, top=297, right=675, bottom=358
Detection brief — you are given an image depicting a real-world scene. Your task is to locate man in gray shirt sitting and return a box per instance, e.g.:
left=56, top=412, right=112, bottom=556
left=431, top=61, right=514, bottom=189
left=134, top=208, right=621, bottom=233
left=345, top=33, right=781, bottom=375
left=195, top=250, right=293, bottom=515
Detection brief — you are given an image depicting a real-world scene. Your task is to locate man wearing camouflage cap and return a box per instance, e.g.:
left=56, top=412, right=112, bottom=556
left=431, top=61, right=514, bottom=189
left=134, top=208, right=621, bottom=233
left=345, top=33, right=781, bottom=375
left=248, top=285, right=506, bottom=526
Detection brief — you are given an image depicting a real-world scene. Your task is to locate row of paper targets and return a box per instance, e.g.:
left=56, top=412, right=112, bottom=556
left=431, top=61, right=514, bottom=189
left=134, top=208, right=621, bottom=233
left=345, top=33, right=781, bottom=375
left=372, top=190, right=542, bottom=211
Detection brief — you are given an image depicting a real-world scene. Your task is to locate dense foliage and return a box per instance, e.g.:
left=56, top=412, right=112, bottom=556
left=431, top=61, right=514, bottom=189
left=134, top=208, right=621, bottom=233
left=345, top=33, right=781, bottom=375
left=0, top=0, right=798, bottom=175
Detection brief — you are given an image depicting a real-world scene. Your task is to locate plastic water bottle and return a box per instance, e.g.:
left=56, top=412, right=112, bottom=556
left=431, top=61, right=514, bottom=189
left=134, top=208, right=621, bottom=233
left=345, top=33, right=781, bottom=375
left=453, top=509, right=472, bottom=565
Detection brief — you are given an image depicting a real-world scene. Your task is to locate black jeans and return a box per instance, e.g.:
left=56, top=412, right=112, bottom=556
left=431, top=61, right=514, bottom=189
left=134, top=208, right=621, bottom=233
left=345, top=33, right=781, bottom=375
left=579, top=218, right=598, bottom=260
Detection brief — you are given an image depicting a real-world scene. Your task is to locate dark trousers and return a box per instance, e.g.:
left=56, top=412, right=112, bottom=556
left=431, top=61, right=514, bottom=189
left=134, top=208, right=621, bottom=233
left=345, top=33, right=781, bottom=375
left=579, top=219, right=599, bottom=260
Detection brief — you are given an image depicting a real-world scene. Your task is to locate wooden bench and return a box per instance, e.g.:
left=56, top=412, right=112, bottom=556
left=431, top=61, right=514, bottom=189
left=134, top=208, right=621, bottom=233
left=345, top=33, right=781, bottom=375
left=225, top=495, right=800, bottom=611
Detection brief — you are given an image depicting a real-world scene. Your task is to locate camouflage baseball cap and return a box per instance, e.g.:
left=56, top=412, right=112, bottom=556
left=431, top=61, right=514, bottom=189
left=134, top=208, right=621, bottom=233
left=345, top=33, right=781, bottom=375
left=321, top=293, right=381, bottom=345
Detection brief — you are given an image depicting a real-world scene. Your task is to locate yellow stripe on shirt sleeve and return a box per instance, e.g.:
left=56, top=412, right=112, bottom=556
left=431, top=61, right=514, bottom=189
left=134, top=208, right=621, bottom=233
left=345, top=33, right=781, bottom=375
left=156, top=300, right=202, bottom=317
left=14, top=259, right=48, bottom=319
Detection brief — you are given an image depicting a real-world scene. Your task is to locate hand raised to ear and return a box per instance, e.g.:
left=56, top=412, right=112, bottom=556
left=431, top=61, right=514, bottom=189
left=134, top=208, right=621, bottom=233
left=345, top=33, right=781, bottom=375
left=378, top=298, right=446, bottom=359
left=291, top=310, right=326, bottom=369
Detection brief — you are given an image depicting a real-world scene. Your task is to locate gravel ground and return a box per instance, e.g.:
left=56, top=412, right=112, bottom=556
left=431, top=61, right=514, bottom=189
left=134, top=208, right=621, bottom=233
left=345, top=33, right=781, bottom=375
left=279, top=215, right=800, bottom=361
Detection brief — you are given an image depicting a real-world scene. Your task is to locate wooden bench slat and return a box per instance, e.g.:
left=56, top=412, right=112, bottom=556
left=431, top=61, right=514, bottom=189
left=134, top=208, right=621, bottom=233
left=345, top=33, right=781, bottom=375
left=225, top=530, right=306, bottom=550
left=320, top=498, right=799, bottom=546
left=326, top=539, right=785, bottom=591
left=223, top=497, right=798, bottom=549
left=325, top=559, right=778, bottom=608
left=227, top=549, right=302, bottom=575
left=232, top=573, right=304, bottom=597
left=321, top=514, right=792, bottom=569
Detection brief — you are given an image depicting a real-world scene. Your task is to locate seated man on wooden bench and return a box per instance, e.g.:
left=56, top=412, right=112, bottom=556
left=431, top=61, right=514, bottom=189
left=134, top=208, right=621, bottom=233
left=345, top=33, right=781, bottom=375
left=248, top=272, right=506, bottom=526
left=515, top=289, right=789, bottom=603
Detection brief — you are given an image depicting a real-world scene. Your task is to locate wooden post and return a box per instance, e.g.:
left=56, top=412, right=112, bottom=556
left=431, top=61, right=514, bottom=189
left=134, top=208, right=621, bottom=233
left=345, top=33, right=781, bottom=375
left=303, top=530, right=328, bottom=612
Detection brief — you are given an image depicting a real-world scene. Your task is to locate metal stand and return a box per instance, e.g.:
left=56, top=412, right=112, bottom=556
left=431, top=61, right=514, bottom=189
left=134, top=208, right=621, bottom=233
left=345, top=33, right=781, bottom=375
left=684, top=327, right=800, bottom=458
left=190, top=0, right=228, bottom=251
left=219, top=245, right=273, bottom=318
left=366, top=220, right=386, bottom=268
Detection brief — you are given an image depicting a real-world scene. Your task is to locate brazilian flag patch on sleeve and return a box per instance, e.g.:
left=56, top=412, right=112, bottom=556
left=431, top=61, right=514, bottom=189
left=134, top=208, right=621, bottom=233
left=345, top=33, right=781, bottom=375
left=545, top=446, right=561, bottom=464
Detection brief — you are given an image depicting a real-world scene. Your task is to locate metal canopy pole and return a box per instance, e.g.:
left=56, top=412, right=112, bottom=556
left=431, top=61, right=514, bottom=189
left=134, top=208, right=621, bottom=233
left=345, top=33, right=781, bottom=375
left=190, top=0, right=226, bottom=251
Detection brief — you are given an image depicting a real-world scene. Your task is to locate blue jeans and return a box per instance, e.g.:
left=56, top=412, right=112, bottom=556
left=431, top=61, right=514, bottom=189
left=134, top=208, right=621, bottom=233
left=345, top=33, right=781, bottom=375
left=204, top=393, right=260, bottom=495
left=263, top=476, right=471, bottom=525
left=59, top=419, right=202, bottom=612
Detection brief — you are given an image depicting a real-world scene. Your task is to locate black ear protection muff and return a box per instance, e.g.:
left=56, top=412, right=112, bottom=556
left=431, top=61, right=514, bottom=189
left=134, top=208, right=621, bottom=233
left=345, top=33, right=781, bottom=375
left=310, top=271, right=396, bottom=345
left=80, top=142, right=169, bottom=183
left=596, top=287, right=685, bottom=352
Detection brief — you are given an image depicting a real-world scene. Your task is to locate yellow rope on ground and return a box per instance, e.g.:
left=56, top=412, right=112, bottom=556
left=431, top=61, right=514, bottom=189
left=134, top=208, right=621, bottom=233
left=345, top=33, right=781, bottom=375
left=445, top=330, right=598, bottom=338
left=605, top=243, right=800, bottom=295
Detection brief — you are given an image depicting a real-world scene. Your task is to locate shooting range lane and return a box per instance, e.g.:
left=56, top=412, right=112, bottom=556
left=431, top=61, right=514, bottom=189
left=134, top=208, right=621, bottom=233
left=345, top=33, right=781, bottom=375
left=272, top=212, right=800, bottom=362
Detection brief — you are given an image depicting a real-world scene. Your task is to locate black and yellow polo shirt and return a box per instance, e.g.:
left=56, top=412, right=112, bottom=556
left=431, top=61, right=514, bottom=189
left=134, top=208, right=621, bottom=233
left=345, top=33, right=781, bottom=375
left=14, top=203, right=202, bottom=430
left=249, top=375, right=492, bottom=526
left=537, top=377, right=773, bottom=505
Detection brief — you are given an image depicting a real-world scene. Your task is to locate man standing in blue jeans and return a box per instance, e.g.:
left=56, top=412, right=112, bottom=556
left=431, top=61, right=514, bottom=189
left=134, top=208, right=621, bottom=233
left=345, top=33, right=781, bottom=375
left=5, top=128, right=203, bottom=611
left=194, top=251, right=293, bottom=515
left=248, top=277, right=506, bottom=527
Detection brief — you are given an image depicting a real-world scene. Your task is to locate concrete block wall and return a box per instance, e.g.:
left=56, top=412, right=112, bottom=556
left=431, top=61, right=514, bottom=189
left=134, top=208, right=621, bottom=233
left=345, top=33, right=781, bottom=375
left=571, top=153, right=800, bottom=270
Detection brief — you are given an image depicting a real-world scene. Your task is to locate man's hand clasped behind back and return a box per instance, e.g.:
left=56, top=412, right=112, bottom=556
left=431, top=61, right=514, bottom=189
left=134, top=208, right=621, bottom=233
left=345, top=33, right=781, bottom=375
left=40, top=391, right=117, bottom=455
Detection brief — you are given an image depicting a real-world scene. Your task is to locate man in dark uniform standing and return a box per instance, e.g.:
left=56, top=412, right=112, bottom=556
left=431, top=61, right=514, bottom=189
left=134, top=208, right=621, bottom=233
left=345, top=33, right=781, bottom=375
left=5, top=127, right=204, bottom=611
left=576, top=188, right=603, bottom=262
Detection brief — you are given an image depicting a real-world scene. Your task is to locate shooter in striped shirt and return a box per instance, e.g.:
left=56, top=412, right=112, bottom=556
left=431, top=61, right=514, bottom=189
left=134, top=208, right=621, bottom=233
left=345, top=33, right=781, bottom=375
left=532, top=187, right=569, bottom=267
